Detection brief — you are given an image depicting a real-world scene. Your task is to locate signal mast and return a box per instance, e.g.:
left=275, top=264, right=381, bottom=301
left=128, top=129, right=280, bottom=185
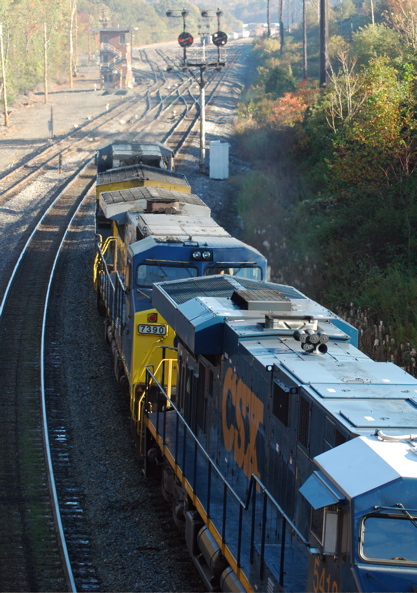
left=166, top=8, right=227, bottom=171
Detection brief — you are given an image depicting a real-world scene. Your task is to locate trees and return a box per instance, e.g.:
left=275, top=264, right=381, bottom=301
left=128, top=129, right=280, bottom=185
left=0, top=0, right=241, bottom=104
left=234, top=0, right=417, bottom=340
left=383, top=0, right=417, bottom=50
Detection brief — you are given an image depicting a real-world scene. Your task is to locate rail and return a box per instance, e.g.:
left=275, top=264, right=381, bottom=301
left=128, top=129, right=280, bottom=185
left=143, top=362, right=310, bottom=589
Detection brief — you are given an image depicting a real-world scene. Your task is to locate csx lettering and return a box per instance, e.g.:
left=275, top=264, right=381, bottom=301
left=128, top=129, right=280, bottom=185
left=222, top=367, right=264, bottom=480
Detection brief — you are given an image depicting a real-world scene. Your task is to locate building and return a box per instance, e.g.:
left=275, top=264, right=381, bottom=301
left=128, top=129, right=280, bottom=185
left=97, top=25, right=133, bottom=90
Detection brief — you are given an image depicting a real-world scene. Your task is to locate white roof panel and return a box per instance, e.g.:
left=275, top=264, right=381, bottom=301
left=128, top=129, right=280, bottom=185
left=138, top=214, right=230, bottom=238
left=315, top=436, right=417, bottom=499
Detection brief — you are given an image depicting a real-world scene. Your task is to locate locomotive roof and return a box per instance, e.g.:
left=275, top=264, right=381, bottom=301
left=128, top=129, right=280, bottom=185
left=132, top=212, right=230, bottom=240
left=152, top=274, right=354, bottom=351
left=129, top=234, right=261, bottom=257
left=97, top=140, right=173, bottom=160
left=153, top=275, right=417, bottom=440
left=96, top=164, right=189, bottom=187
left=99, top=187, right=210, bottom=222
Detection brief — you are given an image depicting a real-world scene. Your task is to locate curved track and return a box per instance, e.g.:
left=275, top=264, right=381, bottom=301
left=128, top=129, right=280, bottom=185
left=0, top=41, right=249, bottom=591
left=0, top=164, right=96, bottom=591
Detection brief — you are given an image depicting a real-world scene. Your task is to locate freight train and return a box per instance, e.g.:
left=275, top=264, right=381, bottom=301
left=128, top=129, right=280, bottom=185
left=93, top=142, right=268, bottom=398
left=132, top=273, right=417, bottom=593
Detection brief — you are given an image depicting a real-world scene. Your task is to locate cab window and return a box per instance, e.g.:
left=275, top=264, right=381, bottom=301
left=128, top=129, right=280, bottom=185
left=205, top=266, right=262, bottom=280
left=136, top=263, right=198, bottom=286
left=361, top=515, right=417, bottom=563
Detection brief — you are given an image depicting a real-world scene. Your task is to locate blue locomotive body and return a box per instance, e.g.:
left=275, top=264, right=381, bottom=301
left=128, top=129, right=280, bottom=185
left=141, top=274, right=417, bottom=592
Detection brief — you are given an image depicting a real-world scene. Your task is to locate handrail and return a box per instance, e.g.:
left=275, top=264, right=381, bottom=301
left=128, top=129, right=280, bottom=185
left=94, top=237, right=127, bottom=292
left=144, top=364, right=309, bottom=545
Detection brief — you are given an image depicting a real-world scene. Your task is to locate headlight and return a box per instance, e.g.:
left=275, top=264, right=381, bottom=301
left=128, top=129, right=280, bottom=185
left=191, top=248, right=212, bottom=261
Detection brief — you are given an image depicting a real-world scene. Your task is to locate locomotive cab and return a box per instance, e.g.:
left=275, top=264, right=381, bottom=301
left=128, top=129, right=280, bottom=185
left=301, top=435, right=417, bottom=592
left=124, top=236, right=267, bottom=389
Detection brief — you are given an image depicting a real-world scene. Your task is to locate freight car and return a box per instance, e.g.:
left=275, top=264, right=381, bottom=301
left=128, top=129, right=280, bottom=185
left=138, top=274, right=417, bottom=593
left=95, top=142, right=180, bottom=229
left=96, top=140, right=175, bottom=173
left=93, top=188, right=268, bottom=406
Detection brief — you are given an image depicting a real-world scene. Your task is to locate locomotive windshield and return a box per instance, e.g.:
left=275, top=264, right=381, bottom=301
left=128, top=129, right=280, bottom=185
left=136, top=263, right=198, bottom=286
left=205, top=266, right=263, bottom=280
left=361, top=515, right=417, bottom=563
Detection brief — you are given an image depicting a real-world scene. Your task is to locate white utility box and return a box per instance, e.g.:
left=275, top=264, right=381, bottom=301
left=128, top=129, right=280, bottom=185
left=209, top=141, right=229, bottom=179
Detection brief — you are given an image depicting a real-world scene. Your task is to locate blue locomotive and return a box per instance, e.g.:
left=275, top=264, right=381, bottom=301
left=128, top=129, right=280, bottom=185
left=93, top=185, right=268, bottom=409
left=137, top=274, right=417, bottom=593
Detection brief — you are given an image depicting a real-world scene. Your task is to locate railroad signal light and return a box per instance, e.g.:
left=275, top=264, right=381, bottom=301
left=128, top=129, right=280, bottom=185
left=212, top=31, right=227, bottom=46
left=147, top=312, right=158, bottom=323
left=178, top=32, right=194, bottom=47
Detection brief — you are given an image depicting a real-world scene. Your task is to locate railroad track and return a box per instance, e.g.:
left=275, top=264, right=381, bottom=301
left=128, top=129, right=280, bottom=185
left=0, top=164, right=97, bottom=591
left=0, top=42, right=250, bottom=591
left=0, top=44, right=241, bottom=206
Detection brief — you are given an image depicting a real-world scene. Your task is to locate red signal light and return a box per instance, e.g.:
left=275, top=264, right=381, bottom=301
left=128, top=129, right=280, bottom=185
left=147, top=313, right=158, bottom=322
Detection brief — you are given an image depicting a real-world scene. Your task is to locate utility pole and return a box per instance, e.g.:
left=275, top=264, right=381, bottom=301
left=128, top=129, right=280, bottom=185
left=87, top=15, right=91, bottom=62
left=44, top=23, right=48, bottom=103
left=267, top=0, right=271, bottom=38
left=75, top=11, right=78, bottom=71
left=279, top=0, right=284, bottom=55
left=199, top=71, right=206, bottom=169
left=303, top=0, right=307, bottom=79
left=319, top=0, right=328, bottom=88
left=69, top=0, right=77, bottom=88
left=0, top=23, right=8, bottom=127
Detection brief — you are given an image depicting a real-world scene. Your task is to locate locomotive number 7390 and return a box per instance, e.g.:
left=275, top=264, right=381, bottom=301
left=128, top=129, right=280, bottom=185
left=138, top=324, right=167, bottom=335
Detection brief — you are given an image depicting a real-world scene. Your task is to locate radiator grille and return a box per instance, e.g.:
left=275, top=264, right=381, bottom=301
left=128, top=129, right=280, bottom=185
left=159, top=275, right=305, bottom=306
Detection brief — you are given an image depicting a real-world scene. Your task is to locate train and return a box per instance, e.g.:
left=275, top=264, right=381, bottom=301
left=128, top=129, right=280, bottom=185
left=137, top=274, right=417, bottom=593
left=93, top=141, right=268, bottom=395
left=94, top=141, right=417, bottom=593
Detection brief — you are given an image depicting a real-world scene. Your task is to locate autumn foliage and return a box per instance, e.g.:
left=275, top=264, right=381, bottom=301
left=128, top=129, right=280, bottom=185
left=235, top=1, right=417, bottom=345
left=269, top=80, right=319, bottom=128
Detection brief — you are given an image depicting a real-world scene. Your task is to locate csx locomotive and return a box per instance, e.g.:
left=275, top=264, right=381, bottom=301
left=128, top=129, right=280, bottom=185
left=93, top=142, right=268, bottom=400
left=136, top=274, right=417, bottom=593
